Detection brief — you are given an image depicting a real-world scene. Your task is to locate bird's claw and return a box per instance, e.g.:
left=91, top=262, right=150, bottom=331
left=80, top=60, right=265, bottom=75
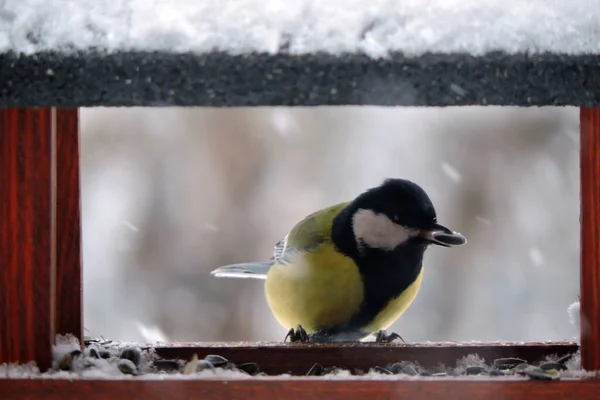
left=375, top=330, right=405, bottom=343
left=285, top=325, right=310, bottom=343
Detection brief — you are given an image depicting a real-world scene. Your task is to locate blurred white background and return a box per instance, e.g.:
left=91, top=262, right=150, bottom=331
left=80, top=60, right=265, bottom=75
left=80, top=106, right=580, bottom=343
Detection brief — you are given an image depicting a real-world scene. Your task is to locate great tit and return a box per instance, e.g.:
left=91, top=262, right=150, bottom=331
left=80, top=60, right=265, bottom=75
left=211, top=178, right=466, bottom=343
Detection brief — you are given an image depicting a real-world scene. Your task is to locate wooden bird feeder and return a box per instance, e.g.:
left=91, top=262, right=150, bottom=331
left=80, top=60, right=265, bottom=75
left=1, top=20, right=600, bottom=400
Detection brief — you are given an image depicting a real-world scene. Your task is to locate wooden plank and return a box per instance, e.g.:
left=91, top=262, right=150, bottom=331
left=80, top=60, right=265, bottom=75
left=54, top=109, right=83, bottom=343
left=153, top=342, right=578, bottom=375
left=0, top=108, right=55, bottom=371
left=1, top=378, right=599, bottom=400
left=580, top=107, right=600, bottom=372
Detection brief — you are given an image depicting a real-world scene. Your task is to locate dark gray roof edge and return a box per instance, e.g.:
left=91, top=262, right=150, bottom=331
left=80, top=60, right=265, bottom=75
left=1, top=50, right=600, bottom=107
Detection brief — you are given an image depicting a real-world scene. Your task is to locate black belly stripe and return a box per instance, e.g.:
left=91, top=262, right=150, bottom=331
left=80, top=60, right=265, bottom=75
left=311, top=240, right=426, bottom=341
left=348, top=243, right=424, bottom=329
left=313, top=205, right=428, bottom=341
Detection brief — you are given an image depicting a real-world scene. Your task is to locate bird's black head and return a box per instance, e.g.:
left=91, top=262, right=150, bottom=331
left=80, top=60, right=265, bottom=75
left=338, top=178, right=467, bottom=252
left=359, top=178, right=437, bottom=229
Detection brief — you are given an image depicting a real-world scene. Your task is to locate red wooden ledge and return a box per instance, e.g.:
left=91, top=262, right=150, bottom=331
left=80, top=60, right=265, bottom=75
left=1, top=378, right=600, bottom=400
left=153, top=341, right=578, bottom=375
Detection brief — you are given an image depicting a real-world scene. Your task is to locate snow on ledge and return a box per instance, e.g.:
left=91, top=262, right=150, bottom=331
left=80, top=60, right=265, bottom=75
left=1, top=0, right=599, bottom=58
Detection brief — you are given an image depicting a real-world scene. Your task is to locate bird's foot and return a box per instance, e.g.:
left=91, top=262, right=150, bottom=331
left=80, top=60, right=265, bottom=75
left=375, top=330, right=405, bottom=343
left=284, top=325, right=310, bottom=343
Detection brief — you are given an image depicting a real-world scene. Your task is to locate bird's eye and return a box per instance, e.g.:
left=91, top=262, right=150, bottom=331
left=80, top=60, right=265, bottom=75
left=393, top=215, right=399, bottom=222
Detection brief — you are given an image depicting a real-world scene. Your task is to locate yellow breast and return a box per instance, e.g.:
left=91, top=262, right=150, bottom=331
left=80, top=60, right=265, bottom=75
left=264, top=245, right=364, bottom=333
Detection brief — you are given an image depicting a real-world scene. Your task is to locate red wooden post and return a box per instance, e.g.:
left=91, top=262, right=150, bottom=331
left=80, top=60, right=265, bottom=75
left=580, top=107, right=600, bottom=372
left=55, top=109, right=83, bottom=343
left=0, top=108, right=55, bottom=370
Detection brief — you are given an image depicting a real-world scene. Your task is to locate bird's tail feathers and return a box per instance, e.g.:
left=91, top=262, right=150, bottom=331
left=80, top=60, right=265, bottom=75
left=210, top=261, right=273, bottom=279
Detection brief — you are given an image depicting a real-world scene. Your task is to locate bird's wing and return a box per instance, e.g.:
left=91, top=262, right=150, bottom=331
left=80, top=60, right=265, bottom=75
left=212, top=201, right=350, bottom=279
left=274, top=201, right=350, bottom=265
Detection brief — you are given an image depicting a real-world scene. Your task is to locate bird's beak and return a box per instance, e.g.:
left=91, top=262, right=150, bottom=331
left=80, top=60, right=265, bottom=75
left=420, top=222, right=467, bottom=247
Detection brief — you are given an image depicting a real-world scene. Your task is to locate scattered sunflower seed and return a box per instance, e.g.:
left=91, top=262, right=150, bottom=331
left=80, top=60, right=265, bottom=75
left=197, top=360, right=215, bottom=372
left=204, top=355, right=228, bottom=368
left=389, top=363, right=418, bottom=375
left=493, top=357, right=527, bottom=370
left=432, top=372, right=447, bottom=377
left=307, top=363, right=324, bottom=376
left=117, top=359, right=138, bottom=375
left=83, top=337, right=96, bottom=345
left=99, top=350, right=111, bottom=359
left=465, top=366, right=487, bottom=375
left=545, top=369, right=561, bottom=379
left=323, top=367, right=341, bottom=375
left=120, top=348, right=141, bottom=366
left=236, top=362, right=260, bottom=376
left=70, top=349, right=83, bottom=359
left=373, top=366, right=392, bottom=375
left=557, top=353, right=574, bottom=365
left=540, top=361, right=567, bottom=371
left=88, top=348, right=100, bottom=359
left=488, top=369, right=507, bottom=376
left=523, top=365, right=557, bottom=381
left=512, top=363, right=530, bottom=374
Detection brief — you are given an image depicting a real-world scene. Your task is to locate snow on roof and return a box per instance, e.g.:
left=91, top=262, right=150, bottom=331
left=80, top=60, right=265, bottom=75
left=1, top=0, right=599, bottom=57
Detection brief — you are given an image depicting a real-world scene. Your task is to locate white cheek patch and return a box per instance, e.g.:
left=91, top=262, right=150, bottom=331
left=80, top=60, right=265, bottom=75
left=352, top=209, right=419, bottom=250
